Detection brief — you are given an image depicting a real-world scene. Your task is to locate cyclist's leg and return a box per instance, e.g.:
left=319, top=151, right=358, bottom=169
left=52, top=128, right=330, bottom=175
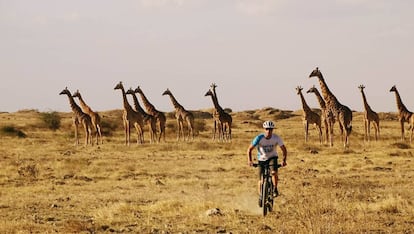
left=257, top=162, right=265, bottom=195
left=270, top=157, right=279, bottom=196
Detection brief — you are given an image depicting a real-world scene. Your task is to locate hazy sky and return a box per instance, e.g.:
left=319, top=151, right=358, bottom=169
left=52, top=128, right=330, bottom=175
left=1, top=0, right=413, bottom=114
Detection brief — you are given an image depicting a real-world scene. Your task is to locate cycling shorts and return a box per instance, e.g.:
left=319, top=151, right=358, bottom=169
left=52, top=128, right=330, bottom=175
left=257, top=157, right=278, bottom=180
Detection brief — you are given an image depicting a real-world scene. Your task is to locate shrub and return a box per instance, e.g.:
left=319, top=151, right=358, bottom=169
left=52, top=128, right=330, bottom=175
left=0, top=125, right=26, bottom=138
left=99, top=118, right=120, bottom=136
left=39, top=111, right=61, bottom=131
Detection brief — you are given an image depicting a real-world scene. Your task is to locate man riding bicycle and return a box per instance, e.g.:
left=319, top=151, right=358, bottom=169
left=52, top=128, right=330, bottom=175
left=247, top=120, right=287, bottom=206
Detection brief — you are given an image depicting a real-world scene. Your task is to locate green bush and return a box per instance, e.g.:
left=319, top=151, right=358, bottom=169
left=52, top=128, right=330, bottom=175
left=39, top=111, right=61, bottom=131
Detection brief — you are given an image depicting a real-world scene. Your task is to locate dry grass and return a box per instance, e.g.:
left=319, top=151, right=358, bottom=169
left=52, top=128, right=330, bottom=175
left=0, top=109, right=413, bottom=233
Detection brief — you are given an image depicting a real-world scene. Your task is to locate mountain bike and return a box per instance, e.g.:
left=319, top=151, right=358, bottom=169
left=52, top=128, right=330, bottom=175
left=253, top=161, right=282, bottom=216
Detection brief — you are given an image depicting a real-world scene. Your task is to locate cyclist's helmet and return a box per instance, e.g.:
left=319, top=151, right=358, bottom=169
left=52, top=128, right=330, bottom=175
left=262, top=120, right=275, bottom=129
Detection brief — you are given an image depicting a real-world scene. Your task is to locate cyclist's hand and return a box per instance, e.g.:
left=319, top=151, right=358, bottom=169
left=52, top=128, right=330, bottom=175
left=248, top=161, right=253, bottom=167
left=282, top=161, right=287, bottom=167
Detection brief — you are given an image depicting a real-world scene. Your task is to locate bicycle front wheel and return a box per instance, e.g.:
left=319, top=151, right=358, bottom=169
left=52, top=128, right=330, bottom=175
left=262, top=180, right=269, bottom=216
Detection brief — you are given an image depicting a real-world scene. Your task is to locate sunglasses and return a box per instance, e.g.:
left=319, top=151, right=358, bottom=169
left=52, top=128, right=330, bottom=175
left=265, top=128, right=273, bottom=131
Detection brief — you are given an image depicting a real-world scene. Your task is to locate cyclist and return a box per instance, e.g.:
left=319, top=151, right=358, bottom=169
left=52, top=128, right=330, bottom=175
left=247, top=120, right=287, bottom=206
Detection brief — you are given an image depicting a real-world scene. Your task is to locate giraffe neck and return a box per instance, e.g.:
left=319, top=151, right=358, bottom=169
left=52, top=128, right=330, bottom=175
left=120, top=87, right=134, bottom=112
left=312, top=89, right=326, bottom=109
left=77, top=95, right=93, bottom=114
left=66, top=94, right=86, bottom=117
left=298, top=91, right=312, bottom=112
left=209, top=93, right=223, bottom=113
left=393, top=90, right=409, bottom=113
left=317, top=74, right=336, bottom=103
left=167, top=93, right=184, bottom=111
left=130, top=92, right=147, bottom=115
left=139, top=92, right=156, bottom=114
left=211, top=88, right=224, bottom=112
left=360, top=90, right=371, bottom=111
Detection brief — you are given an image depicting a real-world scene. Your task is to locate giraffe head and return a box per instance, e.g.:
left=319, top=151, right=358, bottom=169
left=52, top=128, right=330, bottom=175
left=309, top=67, right=322, bottom=79
left=295, top=86, right=303, bottom=95
left=114, top=81, right=124, bottom=90
left=162, top=88, right=172, bottom=96
left=59, top=87, right=71, bottom=96
left=204, top=89, right=213, bottom=97
left=72, top=89, right=82, bottom=98
left=125, top=87, right=135, bottom=95
left=358, top=85, right=365, bottom=91
left=134, top=86, right=143, bottom=94
left=390, top=85, right=397, bottom=92
left=306, top=85, right=318, bottom=94
left=210, top=83, right=217, bottom=89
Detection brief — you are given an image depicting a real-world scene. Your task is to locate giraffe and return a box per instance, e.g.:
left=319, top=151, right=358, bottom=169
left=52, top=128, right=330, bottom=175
left=306, top=85, right=334, bottom=144
left=59, top=87, right=94, bottom=146
left=358, top=85, right=380, bottom=141
left=72, top=90, right=103, bottom=145
left=296, top=86, right=322, bottom=144
left=204, top=83, right=232, bottom=141
left=389, top=85, right=414, bottom=142
left=135, top=86, right=167, bottom=142
left=204, top=90, right=220, bottom=141
left=114, top=82, right=145, bottom=145
left=211, top=83, right=233, bottom=141
left=125, top=87, right=158, bottom=143
left=162, top=88, right=195, bottom=141
left=309, top=67, right=353, bottom=148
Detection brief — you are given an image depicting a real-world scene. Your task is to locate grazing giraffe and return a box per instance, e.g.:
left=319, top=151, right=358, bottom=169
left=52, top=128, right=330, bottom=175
left=389, top=85, right=414, bottom=142
left=309, top=67, right=353, bottom=148
left=296, top=86, right=322, bottom=144
left=306, top=85, right=334, bottom=144
left=358, top=85, right=380, bottom=141
left=59, top=87, right=94, bottom=146
left=114, top=82, right=145, bottom=145
left=204, top=83, right=232, bottom=141
left=162, top=88, right=195, bottom=141
left=72, top=90, right=103, bottom=145
left=125, top=87, right=157, bottom=143
left=135, top=86, right=167, bottom=142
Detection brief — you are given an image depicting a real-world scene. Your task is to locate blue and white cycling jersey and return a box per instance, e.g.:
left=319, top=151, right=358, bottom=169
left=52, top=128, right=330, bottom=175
left=251, top=133, right=284, bottom=161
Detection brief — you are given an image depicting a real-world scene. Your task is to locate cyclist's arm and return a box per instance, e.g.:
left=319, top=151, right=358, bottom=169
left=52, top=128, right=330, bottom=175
left=247, top=144, right=255, bottom=166
left=280, top=144, right=287, bottom=166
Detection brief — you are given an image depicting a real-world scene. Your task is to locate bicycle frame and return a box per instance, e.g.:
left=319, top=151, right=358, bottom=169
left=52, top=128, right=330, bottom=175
left=253, top=161, right=281, bottom=216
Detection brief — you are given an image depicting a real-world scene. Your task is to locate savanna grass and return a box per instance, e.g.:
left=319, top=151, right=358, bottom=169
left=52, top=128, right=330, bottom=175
left=0, top=110, right=413, bottom=233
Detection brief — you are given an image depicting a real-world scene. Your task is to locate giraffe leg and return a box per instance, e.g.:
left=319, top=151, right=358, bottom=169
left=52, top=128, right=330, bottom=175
left=400, top=121, right=405, bottom=142
left=212, top=120, right=217, bottom=141
left=179, top=119, right=184, bottom=141
left=363, top=119, right=368, bottom=142
left=324, top=120, right=329, bottom=144
left=339, top=121, right=344, bottom=143
left=375, top=121, right=380, bottom=141
left=83, top=123, right=89, bottom=146
left=303, top=122, right=307, bottom=142
left=176, top=119, right=181, bottom=141
left=329, top=121, right=334, bottom=147
left=317, top=124, right=322, bottom=144
left=229, top=123, right=231, bottom=140
left=367, top=121, right=371, bottom=142
left=96, top=124, right=102, bottom=145
left=125, top=121, right=131, bottom=146
left=73, top=118, right=79, bottom=146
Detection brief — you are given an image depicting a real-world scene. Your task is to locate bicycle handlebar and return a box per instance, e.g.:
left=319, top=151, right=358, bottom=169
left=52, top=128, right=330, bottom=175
left=252, top=163, right=283, bottom=168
